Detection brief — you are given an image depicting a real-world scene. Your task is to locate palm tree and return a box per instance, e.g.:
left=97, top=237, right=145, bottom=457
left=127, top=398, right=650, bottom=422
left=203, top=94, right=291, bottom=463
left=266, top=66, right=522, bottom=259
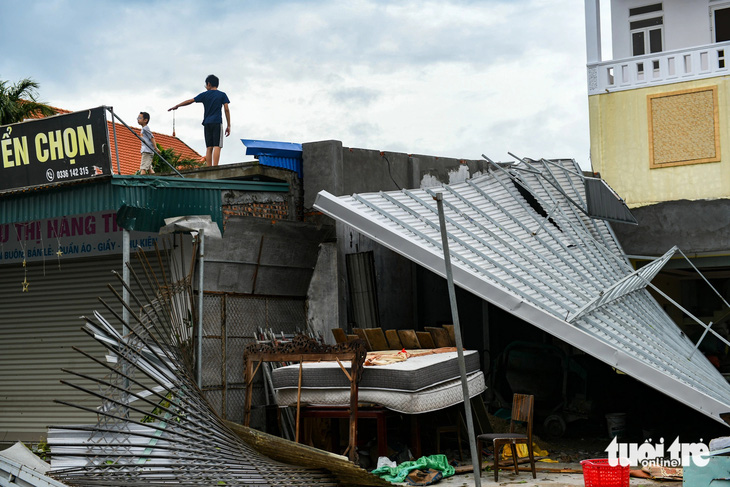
left=0, top=77, right=57, bottom=125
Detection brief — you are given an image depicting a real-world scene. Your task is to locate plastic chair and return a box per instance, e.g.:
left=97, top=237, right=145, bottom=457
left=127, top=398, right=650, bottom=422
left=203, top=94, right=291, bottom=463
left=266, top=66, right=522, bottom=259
left=476, top=393, right=536, bottom=482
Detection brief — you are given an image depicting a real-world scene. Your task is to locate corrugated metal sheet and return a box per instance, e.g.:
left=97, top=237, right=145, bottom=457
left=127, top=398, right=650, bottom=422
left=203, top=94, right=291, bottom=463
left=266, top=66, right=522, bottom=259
left=0, top=176, right=288, bottom=232
left=0, top=455, right=68, bottom=487
left=584, top=177, right=638, bottom=224
left=0, top=255, right=150, bottom=443
left=241, top=139, right=303, bottom=178
left=346, top=251, right=380, bottom=328
left=258, top=155, right=303, bottom=178
left=314, top=158, right=730, bottom=425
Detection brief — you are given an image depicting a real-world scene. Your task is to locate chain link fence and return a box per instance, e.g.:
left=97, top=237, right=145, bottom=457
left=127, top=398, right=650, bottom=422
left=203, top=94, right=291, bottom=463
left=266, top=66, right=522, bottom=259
left=200, top=292, right=306, bottom=428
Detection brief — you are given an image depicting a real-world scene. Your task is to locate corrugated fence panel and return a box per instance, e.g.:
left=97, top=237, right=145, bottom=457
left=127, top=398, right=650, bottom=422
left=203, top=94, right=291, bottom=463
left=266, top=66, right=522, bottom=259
left=346, top=251, right=380, bottom=329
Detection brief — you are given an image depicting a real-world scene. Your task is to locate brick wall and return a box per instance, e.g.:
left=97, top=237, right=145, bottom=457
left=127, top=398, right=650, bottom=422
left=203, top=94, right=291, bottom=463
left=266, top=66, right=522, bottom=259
left=223, top=201, right=290, bottom=222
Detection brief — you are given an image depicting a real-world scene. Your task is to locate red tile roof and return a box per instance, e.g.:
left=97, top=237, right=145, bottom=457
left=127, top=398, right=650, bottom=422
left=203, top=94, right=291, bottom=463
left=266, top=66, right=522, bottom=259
left=107, top=122, right=205, bottom=175
left=28, top=105, right=204, bottom=175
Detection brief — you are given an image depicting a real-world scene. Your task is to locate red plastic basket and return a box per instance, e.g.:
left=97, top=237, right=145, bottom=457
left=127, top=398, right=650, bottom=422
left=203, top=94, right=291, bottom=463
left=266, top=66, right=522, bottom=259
left=580, top=458, right=630, bottom=487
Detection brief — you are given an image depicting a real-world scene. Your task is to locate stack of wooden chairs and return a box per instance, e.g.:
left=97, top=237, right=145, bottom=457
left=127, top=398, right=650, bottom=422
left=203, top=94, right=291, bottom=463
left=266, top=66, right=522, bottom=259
left=331, top=325, right=456, bottom=351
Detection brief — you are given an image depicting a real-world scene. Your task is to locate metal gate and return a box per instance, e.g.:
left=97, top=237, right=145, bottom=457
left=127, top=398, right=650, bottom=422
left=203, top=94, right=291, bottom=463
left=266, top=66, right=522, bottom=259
left=200, top=292, right=306, bottom=427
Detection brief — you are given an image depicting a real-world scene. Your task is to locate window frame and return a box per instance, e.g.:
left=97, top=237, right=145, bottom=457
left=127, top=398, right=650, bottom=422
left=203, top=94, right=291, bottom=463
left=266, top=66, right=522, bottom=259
left=711, top=3, right=730, bottom=43
left=630, top=17, right=664, bottom=56
left=629, top=3, right=664, bottom=57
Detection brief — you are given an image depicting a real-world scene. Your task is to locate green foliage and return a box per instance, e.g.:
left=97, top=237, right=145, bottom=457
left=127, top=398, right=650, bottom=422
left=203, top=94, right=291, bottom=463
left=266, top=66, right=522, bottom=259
left=141, top=391, right=185, bottom=423
left=30, top=438, right=50, bottom=462
left=152, top=144, right=205, bottom=173
left=0, top=77, right=57, bottom=125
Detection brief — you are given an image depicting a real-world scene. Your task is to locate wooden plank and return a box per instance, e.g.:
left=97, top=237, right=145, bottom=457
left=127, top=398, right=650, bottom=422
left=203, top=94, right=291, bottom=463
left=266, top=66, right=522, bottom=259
left=416, top=331, right=435, bottom=349
left=397, top=329, right=421, bottom=349
left=442, top=324, right=456, bottom=346
left=385, top=330, right=403, bottom=350
left=346, top=334, right=360, bottom=343
left=363, top=328, right=389, bottom=351
left=425, top=327, right=451, bottom=348
left=352, top=328, right=372, bottom=351
left=331, top=328, right=348, bottom=344
left=224, top=421, right=393, bottom=487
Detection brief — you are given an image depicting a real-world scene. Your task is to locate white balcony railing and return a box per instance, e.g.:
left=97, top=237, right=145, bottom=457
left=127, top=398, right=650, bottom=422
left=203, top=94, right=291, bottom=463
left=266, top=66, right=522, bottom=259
left=587, top=41, right=730, bottom=95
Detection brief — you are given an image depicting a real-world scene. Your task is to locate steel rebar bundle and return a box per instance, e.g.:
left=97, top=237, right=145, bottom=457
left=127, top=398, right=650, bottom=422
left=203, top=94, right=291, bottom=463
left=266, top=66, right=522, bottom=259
left=46, top=240, right=347, bottom=486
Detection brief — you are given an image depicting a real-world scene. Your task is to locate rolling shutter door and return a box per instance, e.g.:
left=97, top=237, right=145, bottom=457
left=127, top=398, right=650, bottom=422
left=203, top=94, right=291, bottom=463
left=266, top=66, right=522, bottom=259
left=0, top=255, right=147, bottom=443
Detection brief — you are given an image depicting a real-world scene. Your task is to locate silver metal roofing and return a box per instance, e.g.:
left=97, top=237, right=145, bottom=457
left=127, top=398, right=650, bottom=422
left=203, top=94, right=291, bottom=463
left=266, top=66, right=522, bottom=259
left=584, top=176, right=638, bottom=225
left=314, top=157, right=730, bottom=424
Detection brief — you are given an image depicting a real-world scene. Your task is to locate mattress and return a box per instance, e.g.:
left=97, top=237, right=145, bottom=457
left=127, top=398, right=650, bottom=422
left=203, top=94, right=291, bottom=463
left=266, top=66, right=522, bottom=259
left=274, top=371, right=486, bottom=415
left=271, top=350, right=481, bottom=393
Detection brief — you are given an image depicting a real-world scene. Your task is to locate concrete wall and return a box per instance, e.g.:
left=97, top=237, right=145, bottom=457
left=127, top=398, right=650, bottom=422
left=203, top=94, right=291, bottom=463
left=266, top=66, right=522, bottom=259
left=302, top=140, right=487, bottom=336
left=191, top=144, right=491, bottom=346
left=205, top=217, right=333, bottom=296
left=612, top=198, right=730, bottom=256
left=302, top=140, right=487, bottom=210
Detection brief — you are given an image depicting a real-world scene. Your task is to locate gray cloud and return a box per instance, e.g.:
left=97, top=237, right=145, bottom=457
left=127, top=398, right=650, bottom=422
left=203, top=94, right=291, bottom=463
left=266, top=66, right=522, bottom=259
left=0, top=0, right=591, bottom=169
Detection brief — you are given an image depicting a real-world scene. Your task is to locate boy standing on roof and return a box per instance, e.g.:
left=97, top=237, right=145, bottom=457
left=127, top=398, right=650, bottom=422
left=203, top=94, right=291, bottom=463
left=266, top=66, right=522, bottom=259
left=169, top=74, right=231, bottom=167
left=137, top=111, right=156, bottom=175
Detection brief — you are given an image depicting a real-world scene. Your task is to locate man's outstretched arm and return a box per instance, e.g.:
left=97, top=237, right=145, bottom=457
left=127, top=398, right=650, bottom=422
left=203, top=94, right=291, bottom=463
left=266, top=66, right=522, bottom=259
left=169, top=98, right=195, bottom=111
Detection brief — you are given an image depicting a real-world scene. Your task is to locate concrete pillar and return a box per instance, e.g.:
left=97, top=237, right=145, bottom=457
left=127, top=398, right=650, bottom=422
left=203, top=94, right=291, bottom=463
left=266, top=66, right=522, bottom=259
left=307, top=242, right=340, bottom=343
left=585, top=0, right=602, bottom=64
left=408, top=156, right=421, bottom=189
left=302, top=140, right=347, bottom=331
left=302, top=140, right=344, bottom=210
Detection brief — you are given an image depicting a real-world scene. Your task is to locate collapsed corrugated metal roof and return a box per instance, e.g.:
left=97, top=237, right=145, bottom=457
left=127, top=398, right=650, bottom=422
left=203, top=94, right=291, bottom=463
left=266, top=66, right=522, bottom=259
left=313, top=158, right=730, bottom=424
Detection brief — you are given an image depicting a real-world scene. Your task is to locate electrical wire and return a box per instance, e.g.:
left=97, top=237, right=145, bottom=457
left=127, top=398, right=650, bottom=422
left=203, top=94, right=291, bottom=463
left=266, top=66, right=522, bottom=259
left=381, top=152, right=402, bottom=190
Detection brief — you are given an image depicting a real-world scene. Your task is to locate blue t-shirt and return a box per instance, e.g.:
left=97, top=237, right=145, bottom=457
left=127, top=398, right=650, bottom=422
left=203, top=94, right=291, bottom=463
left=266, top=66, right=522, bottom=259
left=194, top=89, right=230, bottom=125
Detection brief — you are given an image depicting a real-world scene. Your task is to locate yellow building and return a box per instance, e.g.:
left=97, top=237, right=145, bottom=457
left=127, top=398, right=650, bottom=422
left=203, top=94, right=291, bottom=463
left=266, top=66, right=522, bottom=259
left=587, top=0, right=730, bottom=206
left=585, top=0, right=730, bottom=354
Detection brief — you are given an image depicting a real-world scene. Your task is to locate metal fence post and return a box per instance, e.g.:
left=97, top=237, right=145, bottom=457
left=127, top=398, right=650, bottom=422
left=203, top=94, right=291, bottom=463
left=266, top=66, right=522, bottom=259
left=435, top=192, right=482, bottom=487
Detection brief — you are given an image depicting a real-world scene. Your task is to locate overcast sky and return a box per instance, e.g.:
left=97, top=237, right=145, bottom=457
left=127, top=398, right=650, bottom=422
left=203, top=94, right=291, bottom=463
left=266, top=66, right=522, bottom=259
left=1, top=0, right=598, bottom=169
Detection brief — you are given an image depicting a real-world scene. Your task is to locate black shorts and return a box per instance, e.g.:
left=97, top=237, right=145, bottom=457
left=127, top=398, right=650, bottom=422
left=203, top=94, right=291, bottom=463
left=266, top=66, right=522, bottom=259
left=203, top=124, right=223, bottom=148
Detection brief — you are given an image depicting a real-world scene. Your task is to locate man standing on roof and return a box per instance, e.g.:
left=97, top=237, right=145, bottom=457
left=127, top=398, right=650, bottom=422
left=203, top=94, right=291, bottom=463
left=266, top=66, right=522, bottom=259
left=137, top=111, right=156, bottom=175
left=169, top=74, right=230, bottom=167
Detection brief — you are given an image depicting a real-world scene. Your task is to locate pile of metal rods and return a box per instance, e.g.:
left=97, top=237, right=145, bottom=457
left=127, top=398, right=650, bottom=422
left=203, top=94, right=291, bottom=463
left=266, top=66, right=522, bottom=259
left=47, top=241, right=340, bottom=486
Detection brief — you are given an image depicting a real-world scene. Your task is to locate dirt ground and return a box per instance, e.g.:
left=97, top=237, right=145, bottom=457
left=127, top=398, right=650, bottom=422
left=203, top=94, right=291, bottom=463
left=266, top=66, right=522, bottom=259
left=399, top=434, right=673, bottom=487
left=322, top=397, right=715, bottom=486
left=377, top=416, right=679, bottom=486
left=428, top=462, right=670, bottom=487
